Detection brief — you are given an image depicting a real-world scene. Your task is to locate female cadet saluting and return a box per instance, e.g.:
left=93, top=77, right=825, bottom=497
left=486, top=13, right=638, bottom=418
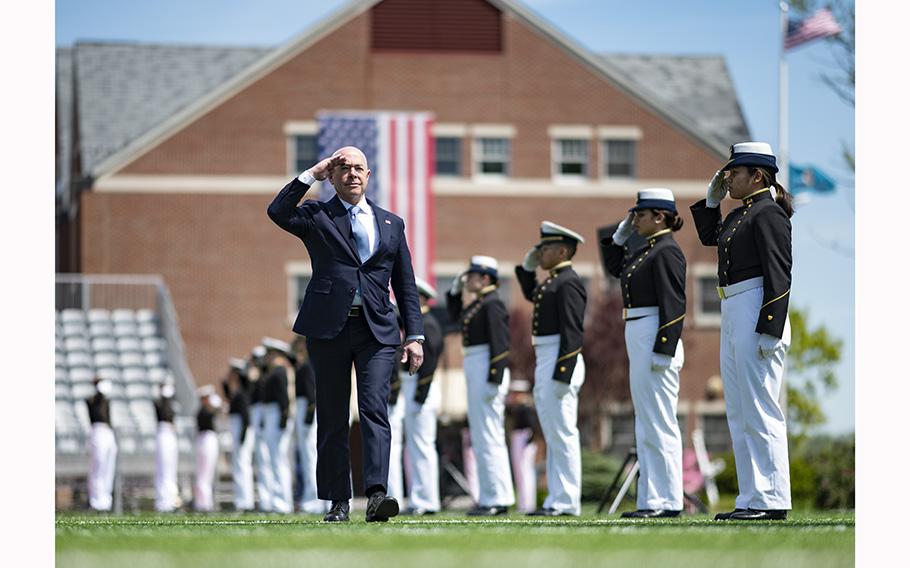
left=602, top=188, right=686, bottom=518
left=690, top=142, right=794, bottom=521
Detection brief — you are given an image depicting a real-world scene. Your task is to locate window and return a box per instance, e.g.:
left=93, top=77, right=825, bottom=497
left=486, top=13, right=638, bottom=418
left=553, top=139, right=589, bottom=178
left=435, top=137, right=462, bottom=176
left=603, top=139, right=636, bottom=178
left=475, top=138, right=510, bottom=176
left=292, top=135, right=318, bottom=174
left=693, top=264, right=721, bottom=327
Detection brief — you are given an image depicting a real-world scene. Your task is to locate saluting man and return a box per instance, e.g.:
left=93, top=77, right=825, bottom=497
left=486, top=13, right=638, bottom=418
left=446, top=256, right=515, bottom=516
left=154, top=381, right=180, bottom=512
left=260, top=337, right=296, bottom=514
left=515, top=222, right=587, bottom=517
left=401, top=277, right=445, bottom=515
left=87, top=377, right=117, bottom=512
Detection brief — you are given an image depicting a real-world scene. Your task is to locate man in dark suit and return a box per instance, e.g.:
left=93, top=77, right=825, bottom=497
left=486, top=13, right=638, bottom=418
left=267, top=146, right=425, bottom=523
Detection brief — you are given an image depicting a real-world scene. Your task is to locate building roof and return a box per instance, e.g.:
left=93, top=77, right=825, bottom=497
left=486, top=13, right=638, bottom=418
left=55, top=2, right=750, bottom=182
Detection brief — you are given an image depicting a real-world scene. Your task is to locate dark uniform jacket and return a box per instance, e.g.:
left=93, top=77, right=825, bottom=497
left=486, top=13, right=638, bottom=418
left=388, top=345, right=405, bottom=406
left=445, top=285, right=510, bottom=384
left=197, top=406, right=215, bottom=433
left=155, top=397, right=175, bottom=424
left=413, top=307, right=444, bottom=404
left=295, top=360, right=317, bottom=425
left=86, top=393, right=111, bottom=425
left=228, top=388, right=251, bottom=442
left=262, top=366, right=290, bottom=429
left=515, top=262, right=586, bottom=384
left=690, top=188, right=791, bottom=338
left=601, top=229, right=687, bottom=355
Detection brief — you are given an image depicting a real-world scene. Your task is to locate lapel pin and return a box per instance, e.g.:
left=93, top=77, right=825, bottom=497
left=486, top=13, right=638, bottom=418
left=384, top=219, right=392, bottom=224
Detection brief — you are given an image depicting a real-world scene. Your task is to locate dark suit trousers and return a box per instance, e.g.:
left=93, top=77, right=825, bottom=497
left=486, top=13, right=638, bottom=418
left=306, top=315, right=396, bottom=500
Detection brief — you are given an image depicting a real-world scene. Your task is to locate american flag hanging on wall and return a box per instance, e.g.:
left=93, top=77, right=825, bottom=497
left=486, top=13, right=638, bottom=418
left=317, top=111, right=436, bottom=284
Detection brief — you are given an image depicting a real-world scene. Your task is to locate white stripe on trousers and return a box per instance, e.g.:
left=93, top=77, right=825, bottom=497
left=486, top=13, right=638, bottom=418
left=262, top=402, right=293, bottom=513
left=624, top=315, right=684, bottom=511
left=88, top=423, right=117, bottom=511
left=155, top=422, right=179, bottom=512
left=533, top=337, right=585, bottom=515
left=720, top=286, right=792, bottom=510
left=228, top=414, right=255, bottom=511
left=250, top=402, right=274, bottom=511
left=387, top=391, right=406, bottom=501
left=464, top=344, right=515, bottom=507
left=194, top=430, right=219, bottom=511
left=295, top=397, right=327, bottom=513
left=402, top=372, right=441, bottom=511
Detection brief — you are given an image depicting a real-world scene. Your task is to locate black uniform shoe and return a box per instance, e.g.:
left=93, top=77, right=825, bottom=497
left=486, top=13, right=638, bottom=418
left=527, top=508, right=561, bottom=517
left=365, top=491, right=399, bottom=523
left=714, top=509, right=746, bottom=520
left=620, top=509, right=682, bottom=519
left=467, top=505, right=509, bottom=516
left=324, top=500, right=350, bottom=522
left=728, top=508, right=788, bottom=521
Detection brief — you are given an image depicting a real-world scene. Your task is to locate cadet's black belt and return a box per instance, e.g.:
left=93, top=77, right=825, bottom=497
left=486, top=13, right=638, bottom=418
left=348, top=305, right=362, bottom=317
left=622, top=306, right=658, bottom=321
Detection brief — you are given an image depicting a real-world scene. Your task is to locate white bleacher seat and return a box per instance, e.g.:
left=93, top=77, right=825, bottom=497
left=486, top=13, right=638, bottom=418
left=118, top=436, right=138, bottom=454
left=87, top=309, right=111, bottom=323
left=141, top=437, right=157, bottom=453
left=89, top=322, right=114, bottom=338
left=64, top=337, right=90, bottom=352
left=69, top=367, right=94, bottom=383
left=147, top=367, right=169, bottom=384
left=131, top=400, right=157, bottom=428
left=109, top=382, right=127, bottom=399
left=91, top=337, right=116, bottom=352
left=112, top=309, right=136, bottom=323
left=96, top=367, right=121, bottom=382
left=61, top=309, right=86, bottom=324
left=62, top=322, right=88, bottom=337
left=93, top=352, right=119, bottom=368
left=136, top=309, right=157, bottom=323
left=66, top=352, right=93, bottom=369
left=72, top=383, right=96, bottom=400
left=116, top=337, right=142, bottom=352
left=122, top=367, right=147, bottom=383
left=55, top=352, right=67, bottom=367
left=137, top=323, right=158, bottom=338
left=126, top=383, right=152, bottom=399
left=56, top=337, right=65, bottom=353
left=55, top=383, right=71, bottom=399
left=141, top=337, right=166, bottom=352
left=119, top=352, right=144, bottom=367
left=57, top=437, right=81, bottom=454
left=114, top=323, right=139, bottom=337
left=144, top=352, right=166, bottom=367
left=178, top=437, right=192, bottom=453
left=73, top=401, right=91, bottom=433
left=56, top=367, right=68, bottom=383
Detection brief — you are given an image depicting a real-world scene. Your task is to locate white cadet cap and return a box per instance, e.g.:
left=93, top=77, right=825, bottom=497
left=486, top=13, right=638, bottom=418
left=197, top=384, right=216, bottom=398
left=208, top=394, right=223, bottom=409
left=537, top=220, right=585, bottom=247
left=161, top=383, right=176, bottom=399
left=229, top=358, right=248, bottom=373
left=467, top=255, right=499, bottom=278
left=414, top=276, right=437, bottom=299
left=261, top=337, right=292, bottom=355
left=96, top=379, right=113, bottom=396
left=630, top=187, right=677, bottom=213
left=723, top=142, right=778, bottom=173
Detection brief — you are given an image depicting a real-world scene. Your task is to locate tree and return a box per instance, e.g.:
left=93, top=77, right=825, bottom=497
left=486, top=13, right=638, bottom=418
left=785, top=306, right=843, bottom=444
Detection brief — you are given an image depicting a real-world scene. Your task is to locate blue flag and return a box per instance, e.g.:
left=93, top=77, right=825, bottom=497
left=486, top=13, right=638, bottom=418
left=789, top=164, right=836, bottom=194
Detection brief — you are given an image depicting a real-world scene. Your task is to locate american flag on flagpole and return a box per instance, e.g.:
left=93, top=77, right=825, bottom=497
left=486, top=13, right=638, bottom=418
left=784, top=7, right=842, bottom=50
left=316, top=111, right=435, bottom=285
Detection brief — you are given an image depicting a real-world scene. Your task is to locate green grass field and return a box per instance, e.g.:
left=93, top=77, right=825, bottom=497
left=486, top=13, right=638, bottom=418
left=56, top=509, right=854, bottom=568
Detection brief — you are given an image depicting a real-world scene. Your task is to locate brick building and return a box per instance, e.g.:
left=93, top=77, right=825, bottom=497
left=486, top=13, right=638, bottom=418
left=57, top=0, right=750, bottom=451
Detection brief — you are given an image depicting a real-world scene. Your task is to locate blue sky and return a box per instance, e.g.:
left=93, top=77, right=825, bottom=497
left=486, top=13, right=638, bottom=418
left=55, top=0, right=856, bottom=433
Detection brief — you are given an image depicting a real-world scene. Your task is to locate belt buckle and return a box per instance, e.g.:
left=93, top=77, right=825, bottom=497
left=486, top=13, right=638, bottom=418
left=348, top=306, right=361, bottom=317
left=716, top=286, right=727, bottom=300
left=622, top=308, right=629, bottom=320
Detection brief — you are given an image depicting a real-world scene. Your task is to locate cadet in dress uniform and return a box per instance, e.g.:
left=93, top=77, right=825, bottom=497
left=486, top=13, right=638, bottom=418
left=194, top=386, right=222, bottom=512
left=248, top=345, right=275, bottom=512
left=401, top=277, right=445, bottom=515
left=291, top=337, right=328, bottom=514
left=154, top=382, right=180, bottom=512
left=602, top=188, right=687, bottom=518
left=515, top=222, right=587, bottom=516
left=506, top=380, right=540, bottom=514
left=87, top=377, right=117, bottom=511
left=446, top=256, right=515, bottom=516
left=225, top=358, right=254, bottom=512
left=690, top=142, right=795, bottom=521
left=386, top=336, right=407, bottom=504
left=261, top=337, right=296, bottom=513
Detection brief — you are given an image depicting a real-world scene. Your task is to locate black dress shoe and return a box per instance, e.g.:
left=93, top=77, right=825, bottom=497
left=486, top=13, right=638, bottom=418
left=714, top=509, right=746, bottom=520
left=467, top=505, right=509, bottom=516
left=527, top=508, right=560, bottom=517
left=324, top=500, right=350, bottom=522
left=620, top=509, right=681, bottom=519
left=365, top=491, right=399, bottom=523
left=404, top=507, right=437, bottom=516
left=729, top=508, right=788, bottom=521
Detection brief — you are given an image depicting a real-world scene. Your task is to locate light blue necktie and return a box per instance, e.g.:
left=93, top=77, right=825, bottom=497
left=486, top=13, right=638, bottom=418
left=350, top=206, right=371, bottom=263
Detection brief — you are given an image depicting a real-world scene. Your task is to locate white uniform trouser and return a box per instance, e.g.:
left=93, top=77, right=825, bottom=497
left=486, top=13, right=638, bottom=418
left=403, top=372, right=441, bottom=511
left=464, top=344, right=515, bottom=507
left=250, top=402, right=274, bottom=511
left=721, top=287, right=792, bottom=510
left=194, top=430, right=219, bottom=511
left=155, top=422, right=179, bottom=512
left=262, top=402, right=293, bottom=513
left=510, top=428, right=538, bottom=513
left=625, top=315, right=685, bottom=511
left=295, top=397, right=327, bottom=513
left=88, top=423, right=117, bottom=511
left=533, top=335, right=585, bottom=515
left=387, top=388, right=406, bottom=501
left=229, top=414, right=255, bottom=511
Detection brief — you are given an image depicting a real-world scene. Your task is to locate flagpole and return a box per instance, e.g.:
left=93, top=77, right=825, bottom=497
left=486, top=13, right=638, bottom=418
left=779, top=1, right=789, bottom=189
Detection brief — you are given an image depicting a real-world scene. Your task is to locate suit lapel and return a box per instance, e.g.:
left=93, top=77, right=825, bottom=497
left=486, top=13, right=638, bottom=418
left=365, top=199, right=391, bottom=266
left=326, top=195, right=361, bottom=262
